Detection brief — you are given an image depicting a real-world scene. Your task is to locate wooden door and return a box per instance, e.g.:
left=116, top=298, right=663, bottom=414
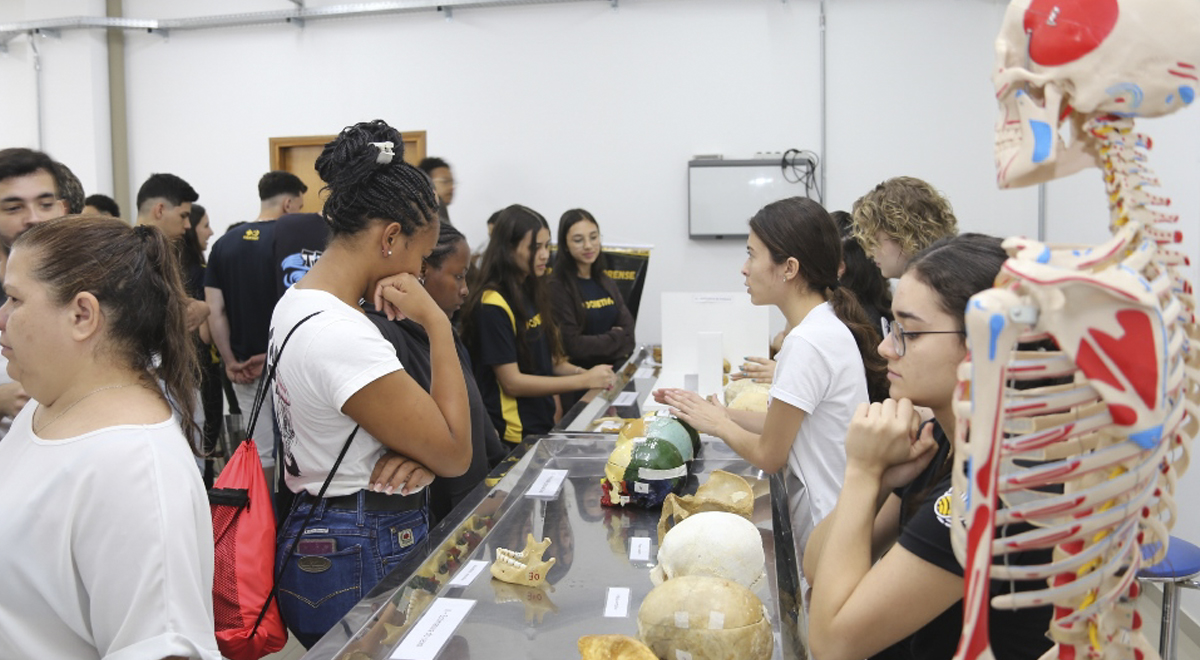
left=269, top=131, right=427, bottom=213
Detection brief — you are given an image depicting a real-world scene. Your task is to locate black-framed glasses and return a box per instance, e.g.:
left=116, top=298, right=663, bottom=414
left=881, top=317, right=964, bottom=357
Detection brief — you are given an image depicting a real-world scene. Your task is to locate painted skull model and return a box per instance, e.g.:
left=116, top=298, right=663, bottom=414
left=601, top=436, right=689, bottom=508
left=489, top=534, right=556, bottom=587
left=953, top=2, right=1200, bottom=660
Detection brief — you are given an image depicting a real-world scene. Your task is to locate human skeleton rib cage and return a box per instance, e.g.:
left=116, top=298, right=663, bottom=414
left=949, top=2, right=1200, bottom=659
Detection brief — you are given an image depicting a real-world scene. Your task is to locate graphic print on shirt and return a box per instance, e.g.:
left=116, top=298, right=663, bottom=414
left=933, top=487, right=961, bottom=528
left=281, top=248, right=324, bottom=289
left=268, top=331, right=302, bottom=478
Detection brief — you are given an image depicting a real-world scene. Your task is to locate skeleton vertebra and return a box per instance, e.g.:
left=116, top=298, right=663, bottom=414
left=954, top=3, right=1200, bottom=659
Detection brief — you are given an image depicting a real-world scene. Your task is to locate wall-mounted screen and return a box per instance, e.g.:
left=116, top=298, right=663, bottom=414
left=688, top=159, right=810, bottom=238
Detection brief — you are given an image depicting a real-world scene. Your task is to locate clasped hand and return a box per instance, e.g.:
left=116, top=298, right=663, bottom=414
left=845, top=398, right=938, bottom=489
left=369, top=451, right=434, bottom=496
left=374, top=272, right=442, bottom=325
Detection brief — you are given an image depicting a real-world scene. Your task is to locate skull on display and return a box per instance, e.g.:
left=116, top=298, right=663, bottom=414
left=637, top=575, right=773, bottom=660
left=650, top=511, right=766, bottom=590
left=992, top=0, right=1200, bottom=187
left=657, top=470, right=754, bottom=543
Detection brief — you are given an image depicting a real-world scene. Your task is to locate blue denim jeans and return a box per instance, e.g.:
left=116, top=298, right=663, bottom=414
left=275, top=491, right=428, bottom=648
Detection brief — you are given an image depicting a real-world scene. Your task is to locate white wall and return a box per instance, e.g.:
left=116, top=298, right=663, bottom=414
left=3, top=0, right=1200, bottom=621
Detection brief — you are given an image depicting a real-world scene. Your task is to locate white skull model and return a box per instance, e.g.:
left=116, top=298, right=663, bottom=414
left=992, top=0, right=1200, bottom=188
left=650, top=511, right=766, bottom=590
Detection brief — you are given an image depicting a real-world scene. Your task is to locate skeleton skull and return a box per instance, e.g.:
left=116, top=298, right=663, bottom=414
left=993, top=0, right=1200, bottom=187
left=650, top=511, right=766, bottom=590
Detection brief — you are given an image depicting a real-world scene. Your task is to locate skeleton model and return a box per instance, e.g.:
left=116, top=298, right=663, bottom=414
left=951, top=2, right=1200, bottom=659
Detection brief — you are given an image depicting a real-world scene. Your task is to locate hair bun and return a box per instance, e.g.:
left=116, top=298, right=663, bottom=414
left=315, top=119, right=406, bottom=186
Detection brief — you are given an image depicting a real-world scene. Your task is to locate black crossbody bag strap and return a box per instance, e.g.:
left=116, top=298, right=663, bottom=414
left=248, top=310, right=364, bottom=638
left=243, top=310, right=322, bottom=442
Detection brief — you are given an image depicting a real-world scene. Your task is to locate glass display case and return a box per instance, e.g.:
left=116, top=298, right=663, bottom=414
left=556, top=345, right=662, bottom=433
left=299, top=433, right=801, bottom=660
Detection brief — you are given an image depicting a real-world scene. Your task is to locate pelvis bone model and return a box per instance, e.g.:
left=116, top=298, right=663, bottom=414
left=952, top=2, right=1200, bottom=659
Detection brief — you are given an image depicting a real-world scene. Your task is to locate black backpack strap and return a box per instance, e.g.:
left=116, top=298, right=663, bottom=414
left=252, top=424, right=359, bottom=637
left=244, top=310, right=322, bottom=441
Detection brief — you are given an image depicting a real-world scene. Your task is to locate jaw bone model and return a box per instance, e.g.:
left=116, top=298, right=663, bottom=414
left=954, top=2, right=1200, bottom=660
left=490, top=534, right=556, bottom=587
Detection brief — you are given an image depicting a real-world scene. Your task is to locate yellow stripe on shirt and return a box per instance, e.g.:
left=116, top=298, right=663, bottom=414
left=481, top=290, right=523, bottom=444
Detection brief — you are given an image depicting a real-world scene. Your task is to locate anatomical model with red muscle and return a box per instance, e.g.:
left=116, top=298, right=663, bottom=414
left=953, top=2, right=1200, bottom=660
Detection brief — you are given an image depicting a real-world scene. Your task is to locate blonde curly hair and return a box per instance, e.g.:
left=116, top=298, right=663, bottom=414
left=850, top=176, right=958, bottom=258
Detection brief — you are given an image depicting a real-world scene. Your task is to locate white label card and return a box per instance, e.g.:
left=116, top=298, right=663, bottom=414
left=604, top=587, right=631, bottom=618
left=613, top=391, right=639, bottom=407
left=526, top=469, right=569, bottom=500
left=634, top=367, right=655, bottom=380
left=390, top=598, right=476, bottom=660
left=629, top=537, right=651, bottom=562
left=447, top=560, right=488, bottom=587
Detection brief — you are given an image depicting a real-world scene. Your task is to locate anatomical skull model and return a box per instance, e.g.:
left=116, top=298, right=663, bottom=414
left=953, top=2, right=1200, bottom=659
left=657, top=469, right=755, bottom=543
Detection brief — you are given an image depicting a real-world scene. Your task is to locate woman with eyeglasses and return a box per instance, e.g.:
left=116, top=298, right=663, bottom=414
left=803, top=233, right=1053, bottom=660
left=461, top=205, right=616, bottom=447
left=547, top=209, right=636, bottom=409
left=654, top=197, right=888, bottom=567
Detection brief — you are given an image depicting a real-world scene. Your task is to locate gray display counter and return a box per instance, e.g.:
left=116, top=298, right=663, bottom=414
left=300, top=433, right=801, bottom=660
left=556, top=345, right=662, bottom=433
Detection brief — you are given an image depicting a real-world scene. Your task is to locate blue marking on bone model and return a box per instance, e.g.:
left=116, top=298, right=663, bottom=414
left=1037, top=245, right=1051, bottom=264
left=1180, top=86, right=1195, bottom=105
left=1129, top=424, right=1163, bottom=450
left=1030, top=120, right=1054, bottom=163
left=989, top=312, right=1006, bottom=362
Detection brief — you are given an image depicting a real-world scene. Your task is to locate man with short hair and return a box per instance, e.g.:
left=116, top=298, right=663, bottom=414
left=205, top=171, right=308, bottom=477
left=135, top=172, right=198, bottom=242
left=0, top=148, right=68, bottom=251
left=83, top=193, right=120, bottom=218
left=418, top=156, right=454, bottom=224
left=135, top=172, right=208, bottom=330
left=51, top=161, right=85, bottom=215
left=0, top=148, right=75, bottom=434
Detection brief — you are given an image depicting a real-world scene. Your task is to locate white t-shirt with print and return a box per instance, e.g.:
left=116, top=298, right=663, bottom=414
left=0, top=404, right=220, bottom=660
left=769, top=302, right=868, bottom=560
left=270, top=287, right=404, bottom=497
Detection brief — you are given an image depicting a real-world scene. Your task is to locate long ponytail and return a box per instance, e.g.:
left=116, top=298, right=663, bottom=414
left=750, top=197, right=888, bottom=402
left=18, top=215, right=201, bottom=450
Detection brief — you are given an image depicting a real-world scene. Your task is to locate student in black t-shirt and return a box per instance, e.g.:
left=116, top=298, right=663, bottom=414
left=367, top=222, right=506, bottom=523
left=804, top=234, right=1053, bottom=660
left=460, top=205, right=616, bottom=445
left=547, top=209, right=635, bottom=411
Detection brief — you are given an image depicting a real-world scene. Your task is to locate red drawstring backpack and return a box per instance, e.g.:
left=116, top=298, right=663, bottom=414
left=208, top=311, right=321, bottom=659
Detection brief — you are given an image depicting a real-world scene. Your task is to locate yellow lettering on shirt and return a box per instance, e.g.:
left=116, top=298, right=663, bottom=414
left=604, top=269, right=636, bottom=281
left=526, top=313, right=542, bottom=330
left=243, top=229, right=261, bottom=241
left=583, top=297, right=615, bottom=310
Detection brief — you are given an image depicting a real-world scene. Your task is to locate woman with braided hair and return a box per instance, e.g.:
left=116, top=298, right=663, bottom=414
left=268, top=119, right=471, bottom=647
left=0, top=215, right=219, bottom=659
left=654, top=196, right=887, bottom=573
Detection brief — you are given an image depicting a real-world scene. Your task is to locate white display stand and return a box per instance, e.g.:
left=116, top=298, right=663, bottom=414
left=645, top=292, right=770, bottom=408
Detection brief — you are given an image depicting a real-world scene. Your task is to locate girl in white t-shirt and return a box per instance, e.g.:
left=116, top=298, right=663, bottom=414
left=655, top=196, right=888, bottom=560
left=269, top=120, right=473, bottom=648
left=0, top=215, right=219, bottom=659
